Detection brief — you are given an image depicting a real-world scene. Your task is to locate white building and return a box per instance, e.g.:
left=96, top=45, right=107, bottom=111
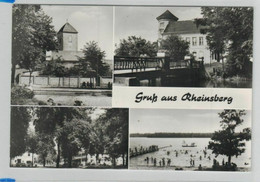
left=10, top=152, right=39, bottom=167
left=157, top=10, right=217, bottom=64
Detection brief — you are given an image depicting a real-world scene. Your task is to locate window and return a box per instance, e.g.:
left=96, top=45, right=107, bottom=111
left=199, top=37, right=204, bottom=46
left=28, top=153, right=30, bottom=156
left=186, top=37, right=190, bottom=44
left=192, top=37, right=197, bottom=46
left=160, top=22, right=164, bottom=28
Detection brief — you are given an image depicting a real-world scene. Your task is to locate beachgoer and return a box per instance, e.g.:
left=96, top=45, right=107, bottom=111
left=167, top=159, right=171, bottom=166
left=199, top=156, right=202, bottom=160
left=154, top=158, right=157, bottom=166
left=162, top=158, right=165, bottom=166
left=198, top=164, right=202, bottom=170
left=159, top=160, right=162, bottom=167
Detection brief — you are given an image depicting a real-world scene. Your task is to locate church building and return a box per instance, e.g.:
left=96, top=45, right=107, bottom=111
left=157, top=10, right=216, bottom=64
left=46, top=22, right=84, bottom=68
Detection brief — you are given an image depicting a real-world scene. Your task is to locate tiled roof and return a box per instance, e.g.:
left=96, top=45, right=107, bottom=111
left=156, top=10, right=179, bottom=21
left=164, top=20, right=204, bottom=34
left=58, top=22, right=78, bottom=33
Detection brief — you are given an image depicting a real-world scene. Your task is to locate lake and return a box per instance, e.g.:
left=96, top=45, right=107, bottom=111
left=139, top=78, right=252, bottom=88
left=130, top=137, right=251, bottom=170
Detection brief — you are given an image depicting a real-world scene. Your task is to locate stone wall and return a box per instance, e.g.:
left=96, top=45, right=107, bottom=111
left=19, top=76, right=112, bottom=89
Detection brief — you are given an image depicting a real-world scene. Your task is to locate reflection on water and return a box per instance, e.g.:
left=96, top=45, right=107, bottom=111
left=130, top=137, right=251, bottom=170
left=139, top=78, right=252, bottom=88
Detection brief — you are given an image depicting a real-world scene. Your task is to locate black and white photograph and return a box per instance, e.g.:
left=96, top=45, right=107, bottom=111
left=11, top=5, right=113, bottom=106
left=129, top=109, right=251, bottom=171
left=114, top=7, right=253, bottom=88
left=10, top=106, right=129, bottom=169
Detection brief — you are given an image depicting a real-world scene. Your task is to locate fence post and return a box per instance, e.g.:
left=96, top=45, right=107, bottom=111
left=47, top=76, right=50, bottom=86
left=18, top=74, right=21, bottom=85
left=77, top=76, right=81, bottom=88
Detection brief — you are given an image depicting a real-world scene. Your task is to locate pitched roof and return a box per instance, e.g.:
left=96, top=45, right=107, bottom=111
left=49, top=51, right=84, bottom=62
left=156, top=10, right=179, bottom=21
left=163, top=20, right=204, bottom=34
left=58, top=22, right=78, bottom=33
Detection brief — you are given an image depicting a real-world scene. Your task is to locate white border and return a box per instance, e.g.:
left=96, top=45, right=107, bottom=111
left=0, top=0, right=259, bottom=182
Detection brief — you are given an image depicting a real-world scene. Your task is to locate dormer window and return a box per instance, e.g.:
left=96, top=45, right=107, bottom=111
left=159, top=22, right=165, bottom=29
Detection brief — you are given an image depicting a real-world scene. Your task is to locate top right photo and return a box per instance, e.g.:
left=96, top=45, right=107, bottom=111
left=113, top=7, right=253, bottom=88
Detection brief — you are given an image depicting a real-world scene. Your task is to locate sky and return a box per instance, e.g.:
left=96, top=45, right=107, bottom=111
left=41, top=6, right=203, bottom=60
left=130, top=109, right=251, bottom=134
left=42, top=5, right=113, bottom=59
left=114, top=6, right=202, bottom=45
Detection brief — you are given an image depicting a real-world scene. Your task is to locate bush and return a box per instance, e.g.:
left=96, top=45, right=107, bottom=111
left=11, top=85, right=34, bottom=104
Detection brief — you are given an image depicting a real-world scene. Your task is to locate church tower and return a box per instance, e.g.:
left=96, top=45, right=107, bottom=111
left=57, top=22, right=78, bottom=51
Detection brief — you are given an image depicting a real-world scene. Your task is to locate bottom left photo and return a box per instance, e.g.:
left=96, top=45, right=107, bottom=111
left=10, top=106, right=129, bottom=169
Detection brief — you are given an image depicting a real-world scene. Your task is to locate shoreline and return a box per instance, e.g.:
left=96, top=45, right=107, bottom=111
left=129, top=165, right=250, bottom=172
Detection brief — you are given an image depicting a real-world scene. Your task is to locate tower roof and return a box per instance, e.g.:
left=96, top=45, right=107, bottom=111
left=156, top=10, right=179, bottom=21
left=58, top=22, right=78, bottom=33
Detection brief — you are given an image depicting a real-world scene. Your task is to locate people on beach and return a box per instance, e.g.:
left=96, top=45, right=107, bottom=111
left=167, top=158, right=171, bottom=166
left=154, top=158, right=157, bottom=166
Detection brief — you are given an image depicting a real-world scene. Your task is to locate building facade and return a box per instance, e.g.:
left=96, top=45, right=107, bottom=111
left=46, top=22, right=84, bottom=68
left=157, top=10, right=216, bottom=64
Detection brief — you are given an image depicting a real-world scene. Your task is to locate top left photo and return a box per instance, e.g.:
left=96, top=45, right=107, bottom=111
left=11, top=5, right=113, bottom=106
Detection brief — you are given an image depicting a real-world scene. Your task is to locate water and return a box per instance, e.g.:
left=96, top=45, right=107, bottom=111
left=130, top=137, right=251, bottom=170
left=139, top=79, right=252, bottom=88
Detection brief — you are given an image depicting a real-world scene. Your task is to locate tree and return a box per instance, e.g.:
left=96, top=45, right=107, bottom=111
left=115, top=36, right=158, bottom=57
left=208, top=110, right=251, bottom=168
left=161, top=35, right=190, bottom=61
left=10, top=107, right=31, bottom=159
left=12, top=5, right=58, bottom=84
left=195, top=7, right=253, bottom=77
left=33, top=107, right=86, bottom=168
left=79, top=41, right=109, bottom=85
left=26, top=133, right=38, bottom=167
left=41, top=57, right=68, bottom=77
left=35, top=133, right=56, bottom=167
left=41, top=57, right=68, bottom=86
left=99, top=108, right=129, bottom=167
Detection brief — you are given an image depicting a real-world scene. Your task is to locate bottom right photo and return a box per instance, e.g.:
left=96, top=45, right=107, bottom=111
left=129, top=109, right=251, bottom=171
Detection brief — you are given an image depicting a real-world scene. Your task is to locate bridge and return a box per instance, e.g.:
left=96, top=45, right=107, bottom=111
left=114, top=56, right=206, bottom=87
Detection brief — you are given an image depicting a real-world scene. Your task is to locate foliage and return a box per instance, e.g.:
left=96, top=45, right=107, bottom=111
left=10, top=107, right=31, bottom=158
left=195, top=7, right=253, bottom=77
left=41, top=57, right=69, bottom=77
left=34, top=107, right=87, bottom=167
left=11, top=85, right=34, bottom=105
left=98, top=108, right=129, bottom=166
left=12, top=5, right=58, bottom=83
left=115, top=36, right=158, bottom=57
left=78, top=41, right=109, bottom=77
left=161, top=35, right=190, bottom=61
left=208, top=110, right=251, bottom=166
left=11, top=106, right=128, bottom=168
left=35, top=133, right=56, bottom=167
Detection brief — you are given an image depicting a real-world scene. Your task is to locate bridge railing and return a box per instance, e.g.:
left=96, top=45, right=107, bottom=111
left=114, top=56, right=164, bottom=71
left=114, top=56, right=204, bottom=72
